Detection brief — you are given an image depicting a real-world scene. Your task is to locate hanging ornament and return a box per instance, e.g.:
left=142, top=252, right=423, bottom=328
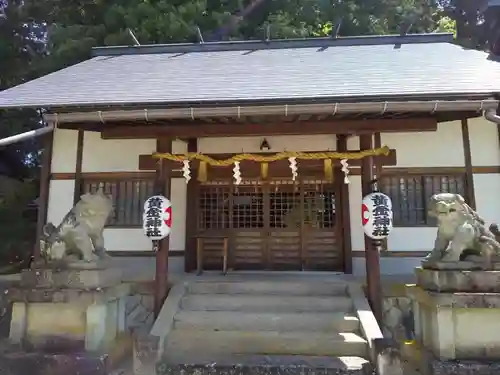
left=233, top=161, right=242, bottom=185
left=288, top=156, right=298, bottom=181
left=197, top=161, right=207, bottom=182
left=323, top=159, right=333, bottom=183
left=340, top=159, right=350, bottom=184
left=182, top=159, right=191, bottom=184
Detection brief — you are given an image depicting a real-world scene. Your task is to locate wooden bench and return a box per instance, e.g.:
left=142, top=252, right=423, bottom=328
left=196, top=235, right=229, bottom=275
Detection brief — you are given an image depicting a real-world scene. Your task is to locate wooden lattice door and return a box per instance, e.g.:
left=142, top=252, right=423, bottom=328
left=196, top=179, right=342, bottom=271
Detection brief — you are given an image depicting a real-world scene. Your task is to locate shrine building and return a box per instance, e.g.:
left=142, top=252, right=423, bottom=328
left=1, top=32, right=500, bottom=284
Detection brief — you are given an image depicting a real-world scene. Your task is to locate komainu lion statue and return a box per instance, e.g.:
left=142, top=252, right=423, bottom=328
left=40, top=189, right=113, bottom=263
left=424, top=193, right=500, bottom=268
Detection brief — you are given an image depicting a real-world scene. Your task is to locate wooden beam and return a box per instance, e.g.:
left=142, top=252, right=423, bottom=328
left=73, top=130, right=84, bottom=205
left=461, top=119, right=476, bottom=210
left=336, top=135, right=352, bottom=274
left=184, top=138, right=198, bottom=272
left=34, top=132, right=54, bottom=261
left=101, top=118, right=438, bottom=139
left=138, top=149, right=398, bottom=172
left=360, top=134, right=382, bottom=324
left=154, top=138, right=172, bottom=318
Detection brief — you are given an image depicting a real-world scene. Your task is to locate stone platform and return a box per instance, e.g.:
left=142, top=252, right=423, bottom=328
left=407, top=266, right=500, bottom=375
left=7, top=266, right=130, bottom=355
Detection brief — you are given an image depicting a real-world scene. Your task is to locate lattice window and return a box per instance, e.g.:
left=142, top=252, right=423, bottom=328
left=82, top=178, right=154, bottom=227
left=302, top=181, right=336, bottom=229
left=198, top=185, right=230, bottom=230
left=269, top=182, right=301, bottom=228
left=379, top=174, right=466, bottom=227
left=233, top=185, right=264, bottom=229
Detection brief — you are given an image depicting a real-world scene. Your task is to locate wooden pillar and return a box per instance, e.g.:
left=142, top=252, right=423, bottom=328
left=336, top=135, right=352, bottom=274
left=360, top=134, right=382, bottom=323
left=154, top=138, right=172, bottom=317
left=461, top=119, right=476, bottom=209
left=73, top=129, right=84, bottom=205
left=374, top=133, right=387, bottom=251
left=184, top=138, right=198, bottom=272
left=34, top=131, right=54, bottom=261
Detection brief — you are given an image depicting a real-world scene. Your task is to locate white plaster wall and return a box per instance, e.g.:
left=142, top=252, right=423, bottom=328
left=198, top=134, right=337, bottom=153
left=51, top=129, right=78, bottom=173
left=81, top=132, right=187, bottom=172
left=82, top=132, right=156, bottom=172
left=474, top=174, right=500, bottom=225
left=47, top=180, right=75, bottom=224
left=381, top=121, right=464, bottom=167
left=468, top=117, right=500, bottom=166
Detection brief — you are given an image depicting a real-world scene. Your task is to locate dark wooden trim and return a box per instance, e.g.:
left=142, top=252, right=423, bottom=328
left=472, top=166, right=500, bottom=174
left=461, top=119, right=476, bottom=209
left=34, top=132, right=54, bottom=260
left=50, top=166, right=500, bottom=182
left=154, top=138, right=172, bottom=317
left=108, top=250, right=184, bottom=257
left=52, top=171, right=176, bottom=180
left=360, top=134, right=382, bottom=323
left=184, top=138, right=198, bottom=272
left=101, top=118, right=438, bottom=139
left=73, top=129, right=85, bottom=205
left=380, top=166, right=500, bottom=175
left=352, top=250, right=430, bottom=258
left=138, top=149, right=398, bottom=172
left=336, top=135, right=352, bottom=274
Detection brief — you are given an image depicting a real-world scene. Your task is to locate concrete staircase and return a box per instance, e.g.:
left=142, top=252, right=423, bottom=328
left=152, top=275, right=380, bottom=375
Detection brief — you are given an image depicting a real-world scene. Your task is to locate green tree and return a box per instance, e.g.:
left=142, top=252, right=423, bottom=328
left=24, top=0, right=445, bottom=74
left=0, top=0, right=46, bottom=171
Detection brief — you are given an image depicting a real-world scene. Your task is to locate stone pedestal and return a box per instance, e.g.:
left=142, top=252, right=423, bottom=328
left=407, top=264, right=500, bottom=374
left=7, top=265, right=130, bottom=354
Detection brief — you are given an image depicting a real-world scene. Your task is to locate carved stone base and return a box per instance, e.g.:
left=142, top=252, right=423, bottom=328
left=408, top=269, right=500, bottom=361
left=21, top=267, right=122, bottom=290
left=416, top=267, right=500, bottom=293
left=7, top=279, right=130, bottom=353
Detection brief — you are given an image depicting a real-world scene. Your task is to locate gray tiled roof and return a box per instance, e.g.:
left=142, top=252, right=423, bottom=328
left=1, top=33, right=500, bottom=109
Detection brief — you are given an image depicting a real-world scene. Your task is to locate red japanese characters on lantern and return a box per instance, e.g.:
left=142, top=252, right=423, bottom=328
left=361, top=192, right=393, bottom=240
left=143, top=195, right=172, bottom=241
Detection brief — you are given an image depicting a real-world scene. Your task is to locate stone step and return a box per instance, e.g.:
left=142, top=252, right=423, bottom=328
left=164, top=330, right=368, bottom=358
left=180, top=294, right=353, bottom=312
left=174, top=310, right=360, bottom=332
left=188, top=280, right=348, bottom=296
left=157, top=355, right=372, bottom=375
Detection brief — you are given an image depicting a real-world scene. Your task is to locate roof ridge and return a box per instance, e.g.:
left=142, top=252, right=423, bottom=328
left=91, top=32, right=454, bottom=57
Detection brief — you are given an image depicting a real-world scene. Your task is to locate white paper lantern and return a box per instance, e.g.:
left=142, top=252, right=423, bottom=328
left=143, top=195, right=172, bottom=241
left=362, top=192, right=393, bottom=240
